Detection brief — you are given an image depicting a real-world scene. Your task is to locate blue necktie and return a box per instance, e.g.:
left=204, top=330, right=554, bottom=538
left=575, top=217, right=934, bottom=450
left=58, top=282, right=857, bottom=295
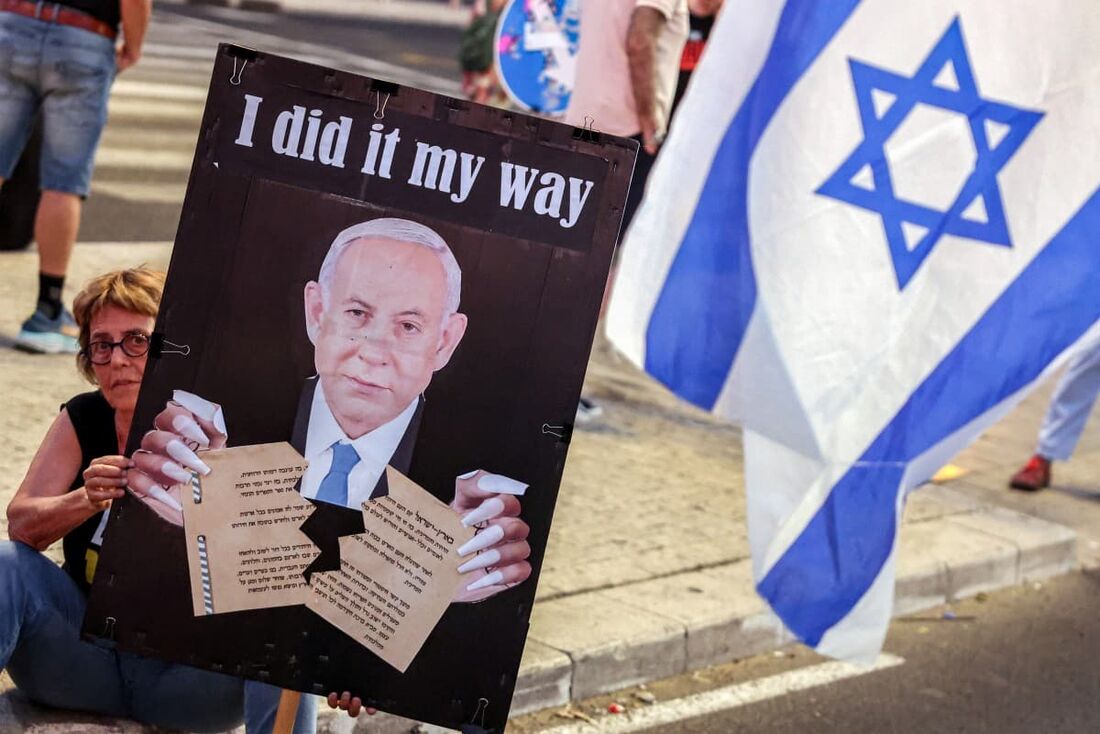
left=315, top=442, right=360, bottom=507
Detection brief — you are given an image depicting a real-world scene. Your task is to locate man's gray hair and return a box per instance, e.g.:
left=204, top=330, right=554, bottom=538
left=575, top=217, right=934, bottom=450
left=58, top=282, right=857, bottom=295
left=318, top=218, right=462, bottom=314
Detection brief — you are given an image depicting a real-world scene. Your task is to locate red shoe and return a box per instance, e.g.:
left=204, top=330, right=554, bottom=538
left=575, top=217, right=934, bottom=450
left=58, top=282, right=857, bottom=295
left=1008, top=455, right=1051, bottom=491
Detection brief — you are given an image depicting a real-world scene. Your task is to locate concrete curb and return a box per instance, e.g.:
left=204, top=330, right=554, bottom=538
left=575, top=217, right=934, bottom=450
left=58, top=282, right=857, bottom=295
left=313, top=488, right=1080, bottom=732
left=493, top=489, right=1078, bottom=721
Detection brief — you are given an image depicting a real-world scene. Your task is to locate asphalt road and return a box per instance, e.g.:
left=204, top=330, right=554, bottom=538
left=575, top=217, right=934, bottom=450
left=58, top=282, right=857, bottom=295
left=163, top=2, right=463, bottom=80
left=511, top=570, right=1100, bottom=733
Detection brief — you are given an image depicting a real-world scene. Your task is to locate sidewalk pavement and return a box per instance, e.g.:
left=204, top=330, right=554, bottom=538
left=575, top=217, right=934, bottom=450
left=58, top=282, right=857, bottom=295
left=1, top=243, right=1098, bottom=732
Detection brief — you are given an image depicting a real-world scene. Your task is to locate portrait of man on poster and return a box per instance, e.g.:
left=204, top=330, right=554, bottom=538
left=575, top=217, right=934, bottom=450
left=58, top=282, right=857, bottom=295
left=128, top=218, right=532, bottom=602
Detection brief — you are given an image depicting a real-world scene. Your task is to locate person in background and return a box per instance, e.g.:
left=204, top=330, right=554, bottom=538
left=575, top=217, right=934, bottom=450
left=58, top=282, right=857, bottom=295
left=1009, top=340, right=1100, bottom=491
left=672, top=0, right=724, bottom=111
left=566, top=0, right=688, bottom=233
left=0, top=0, right=150, bottom=354
left=458, top=0, right=508, bottom=105
left=565, top=0, right=689, bottom=422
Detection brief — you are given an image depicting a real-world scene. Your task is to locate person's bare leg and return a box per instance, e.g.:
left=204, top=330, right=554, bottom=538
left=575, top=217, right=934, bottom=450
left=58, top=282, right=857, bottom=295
left=15, top=189, right=81, bottom=352
left=35, top=189, right=81, bottom=277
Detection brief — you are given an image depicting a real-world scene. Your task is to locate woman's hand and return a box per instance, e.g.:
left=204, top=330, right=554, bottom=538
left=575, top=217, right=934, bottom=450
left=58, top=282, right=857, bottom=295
left=82, top=455, right=131, bottom=511
left=127, top=391, right=227, bottom=526
left=326, top=691, right=376, bottom=718
left=450, top=470, right=532, bottom=603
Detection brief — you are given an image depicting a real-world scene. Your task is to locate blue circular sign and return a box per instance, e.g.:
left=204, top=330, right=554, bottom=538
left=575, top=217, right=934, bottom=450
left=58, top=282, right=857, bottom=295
left=495, top=0, right=581, bottom=115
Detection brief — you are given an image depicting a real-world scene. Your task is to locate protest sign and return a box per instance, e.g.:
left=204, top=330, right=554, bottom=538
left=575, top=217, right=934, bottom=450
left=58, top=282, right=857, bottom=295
left=84, top=44, right=634, bottom=731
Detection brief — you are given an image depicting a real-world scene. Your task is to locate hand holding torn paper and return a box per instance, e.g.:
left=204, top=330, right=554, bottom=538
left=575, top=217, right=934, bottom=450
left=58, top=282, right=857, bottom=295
left=308, top=467, right=475, bottom=672
left=181, top=442, right=317, bottom=616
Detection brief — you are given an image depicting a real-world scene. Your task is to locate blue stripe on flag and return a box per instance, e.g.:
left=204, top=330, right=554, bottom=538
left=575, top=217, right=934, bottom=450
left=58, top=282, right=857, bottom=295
left=759, top=188, right=1100, bottom=646
left=643, top=0, right=861, bottom=408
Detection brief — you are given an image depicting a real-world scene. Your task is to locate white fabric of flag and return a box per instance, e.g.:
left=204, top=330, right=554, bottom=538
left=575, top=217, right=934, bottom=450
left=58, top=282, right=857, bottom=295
left=606, top=0, right=1100, bottom=661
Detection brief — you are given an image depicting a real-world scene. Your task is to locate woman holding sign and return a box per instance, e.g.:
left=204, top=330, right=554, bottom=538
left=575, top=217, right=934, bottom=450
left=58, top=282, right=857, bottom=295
left=1, top=267, right=321, bottom=732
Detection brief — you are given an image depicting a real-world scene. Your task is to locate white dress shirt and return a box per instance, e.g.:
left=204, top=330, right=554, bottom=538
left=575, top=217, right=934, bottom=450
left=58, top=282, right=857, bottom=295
left=299, top=380, right=419, bottom=510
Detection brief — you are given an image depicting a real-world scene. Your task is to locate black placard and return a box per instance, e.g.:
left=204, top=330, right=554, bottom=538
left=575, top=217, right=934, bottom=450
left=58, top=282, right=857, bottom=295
left=83, top=45, right=635, bottom=732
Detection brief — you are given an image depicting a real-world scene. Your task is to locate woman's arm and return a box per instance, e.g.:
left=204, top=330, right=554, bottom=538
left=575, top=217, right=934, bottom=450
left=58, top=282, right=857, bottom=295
left=6, top=410, right=126, bottom=551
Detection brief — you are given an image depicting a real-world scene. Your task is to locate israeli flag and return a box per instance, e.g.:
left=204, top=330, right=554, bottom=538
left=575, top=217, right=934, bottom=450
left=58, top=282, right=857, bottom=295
left=607, top=0, right=1100, bottom=661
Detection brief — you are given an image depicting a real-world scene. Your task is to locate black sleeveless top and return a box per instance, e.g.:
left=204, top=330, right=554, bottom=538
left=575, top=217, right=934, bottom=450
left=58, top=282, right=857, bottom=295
left=60, top=390, right=117, bottom=594
left=57, top=0, right=121, bottom=30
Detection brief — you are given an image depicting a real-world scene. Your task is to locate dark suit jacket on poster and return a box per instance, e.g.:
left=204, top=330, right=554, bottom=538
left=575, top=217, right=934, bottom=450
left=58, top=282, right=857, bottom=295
left=295, top=377, right=425, bottom=578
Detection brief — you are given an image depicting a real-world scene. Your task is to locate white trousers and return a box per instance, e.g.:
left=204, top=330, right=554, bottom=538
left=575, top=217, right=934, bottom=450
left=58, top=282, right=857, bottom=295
left=1038, top=340, right=1100, bottom=461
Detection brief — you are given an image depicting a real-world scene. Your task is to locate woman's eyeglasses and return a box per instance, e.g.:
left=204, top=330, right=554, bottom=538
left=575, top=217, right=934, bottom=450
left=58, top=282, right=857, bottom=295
left=85, top=333, right=151, bottom=365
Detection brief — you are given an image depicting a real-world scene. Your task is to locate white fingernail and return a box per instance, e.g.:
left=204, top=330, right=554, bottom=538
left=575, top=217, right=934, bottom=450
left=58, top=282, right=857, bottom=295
left=171, top=415, right=210, bottom=447
left=162, top=462, right=193, bottom=485
left=465, top=570, right=505, bottom=592
left=477, top=474, right=528, bottom=496
left=461, top=497, right=505, bottom=527
left=457, top=525, right=504, bottom=556
left=457, top=549, right=501, bottom=574
left=145, top=484, right=184, bottom=512
left=457, top=470, right=478, bottom=480
left=167, top=439, right=210, bottom=475
left=212, top=407, right=227, bottom=436
left=172, top=390, right=216, bottom=421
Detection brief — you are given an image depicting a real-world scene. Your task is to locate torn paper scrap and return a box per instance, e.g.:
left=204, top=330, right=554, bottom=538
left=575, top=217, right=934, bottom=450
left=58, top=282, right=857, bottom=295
left=182, top=442, right=317, bottom=616
left=307, top=466, right=475, bottom=672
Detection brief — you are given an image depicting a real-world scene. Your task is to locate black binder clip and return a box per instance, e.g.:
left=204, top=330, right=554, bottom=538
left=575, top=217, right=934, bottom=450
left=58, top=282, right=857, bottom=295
left=225, top=45, right=260, bottom=86
left=150, top=333, right=190, bottom=359
left=371, top=80, right=399, bottom=121
left=542, top=423, right=573, bottom=444
left=460, top=697, right=491, bottom=734
left=572, top=115, right=601, bottom=144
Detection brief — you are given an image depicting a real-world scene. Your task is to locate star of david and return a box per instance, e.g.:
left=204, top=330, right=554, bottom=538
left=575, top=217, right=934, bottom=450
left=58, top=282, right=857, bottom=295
left=816, top=18, right=1043, bottom=289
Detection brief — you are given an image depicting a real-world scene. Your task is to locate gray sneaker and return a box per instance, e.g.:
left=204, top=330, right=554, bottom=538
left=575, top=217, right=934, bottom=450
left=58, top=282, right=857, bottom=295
left=15, top=306, right=80, bottom=354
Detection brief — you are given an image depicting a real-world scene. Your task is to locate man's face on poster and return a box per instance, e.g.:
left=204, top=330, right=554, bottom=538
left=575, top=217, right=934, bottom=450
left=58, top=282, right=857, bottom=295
left=304, top=236, right=467, bottom=439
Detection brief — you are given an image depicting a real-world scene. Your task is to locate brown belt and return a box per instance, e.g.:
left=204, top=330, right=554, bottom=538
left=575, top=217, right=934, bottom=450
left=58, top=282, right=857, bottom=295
left=0, top=0, right=118, bottom=41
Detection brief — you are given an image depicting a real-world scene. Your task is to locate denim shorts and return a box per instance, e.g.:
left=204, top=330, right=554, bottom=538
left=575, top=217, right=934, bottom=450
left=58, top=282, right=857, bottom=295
left=0, top=11, right=116, bottom=197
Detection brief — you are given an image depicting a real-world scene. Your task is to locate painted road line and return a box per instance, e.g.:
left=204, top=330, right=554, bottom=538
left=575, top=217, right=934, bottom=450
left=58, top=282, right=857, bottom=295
left=163, top=11, right=463, bottom=95
left=110, top=79, right=209, bottom=102
left=108, top=96, right=206, bottom=121
left=141, top=41, right=224, bottom=60
left=538, top=654, right=905, bottom=734
left=91, top=181, right=189, bottom=205
left=94, top=148, right=193, bottom=172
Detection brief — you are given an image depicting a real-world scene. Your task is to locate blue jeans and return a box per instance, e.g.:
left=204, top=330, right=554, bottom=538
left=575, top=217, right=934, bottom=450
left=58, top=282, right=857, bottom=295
left=0, top=11, right=115, bottom=195
left=0, top=541, right=317, bottom=733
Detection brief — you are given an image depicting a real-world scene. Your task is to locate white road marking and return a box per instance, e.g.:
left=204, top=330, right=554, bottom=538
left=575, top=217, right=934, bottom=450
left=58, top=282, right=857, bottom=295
left=94, top=148, right=193, bottom=172
left=110, top=79, right=209, bottom=102
left=108, top=97, right=205, bottom=121
left=538, top=654, right=905, bottom=733
left=91, top=181, right=188, bottom=204
left=141, top=41, right=223, bottom=60
left=134, top=54, right=216, bottom=74
left=163, top=12, right=463, bottom=95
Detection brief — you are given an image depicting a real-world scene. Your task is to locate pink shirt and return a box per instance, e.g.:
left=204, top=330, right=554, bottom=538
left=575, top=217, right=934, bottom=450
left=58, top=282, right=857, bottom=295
left=566, top=0, right=689, bottom=138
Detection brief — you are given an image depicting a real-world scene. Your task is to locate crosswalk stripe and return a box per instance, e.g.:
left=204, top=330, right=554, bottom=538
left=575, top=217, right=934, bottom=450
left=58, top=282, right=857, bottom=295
left=94, top=148, right=193, bottom=171
left=108, top=97, right=205, bottom=121
left=142, top=41, right=224, bottom=60
left=110, top=79, right=208, bottom=102
left=83, top=7, right=461, bottom=208
left=134, top=55, right=215, bottom=74
left=90, top=180, right=189, bottom=204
